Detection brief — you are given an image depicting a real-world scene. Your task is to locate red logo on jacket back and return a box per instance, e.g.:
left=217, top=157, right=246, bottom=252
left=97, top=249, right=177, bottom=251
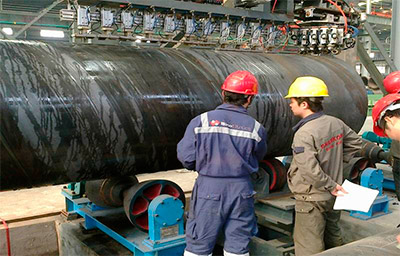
left=321, top=133, right=343, bottom=151
left=210, top=120, right=221, bottom=126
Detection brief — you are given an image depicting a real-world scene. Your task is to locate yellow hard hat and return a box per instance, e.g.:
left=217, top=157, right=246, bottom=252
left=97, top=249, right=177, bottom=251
left=285, top=76, right=329, bottom=98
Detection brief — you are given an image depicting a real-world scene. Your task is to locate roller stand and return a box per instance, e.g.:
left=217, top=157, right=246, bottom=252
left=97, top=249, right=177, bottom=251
left=143, top=195, right=185, bottom=253
left=350, top=168, right=391, bottom=220
left=62, top=180, right=186, bottom=256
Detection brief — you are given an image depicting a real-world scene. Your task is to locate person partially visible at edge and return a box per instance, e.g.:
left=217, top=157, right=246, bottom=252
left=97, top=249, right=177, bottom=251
left=382, top=71, right=400, bottom=202
left=177, top=70, right=267, bottom=256
left=372, top=92, right=400, bottom=247
left=285, top=76, right=362, bottom=255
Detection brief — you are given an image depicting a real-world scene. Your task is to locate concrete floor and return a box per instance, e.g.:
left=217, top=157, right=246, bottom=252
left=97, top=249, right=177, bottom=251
left=340, top=191, right=400, bottom=243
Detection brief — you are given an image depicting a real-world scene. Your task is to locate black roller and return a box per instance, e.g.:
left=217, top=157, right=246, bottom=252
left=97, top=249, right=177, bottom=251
left=0, top=40, right=367, bottom=190
left=85, top=176, right=139, bottom=208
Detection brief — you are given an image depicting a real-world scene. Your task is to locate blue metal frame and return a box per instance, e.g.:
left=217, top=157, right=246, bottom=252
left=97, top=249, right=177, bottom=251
left=361, top=131, right=396, bottom=191
left=383, top=177, right=396, bottom=191
left=362, top=131, right=392, bottom=151
left=62, top=185, right=186, bottom=256
left=350, top=168, right=391, bottom=220
left=147, top=195, right=184, bottom=242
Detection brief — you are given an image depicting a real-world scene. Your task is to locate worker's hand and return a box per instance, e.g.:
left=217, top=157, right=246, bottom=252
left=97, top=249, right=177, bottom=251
left=397, top=233, right=400, bottom=243
left=330, top=184, right=348, bottom=197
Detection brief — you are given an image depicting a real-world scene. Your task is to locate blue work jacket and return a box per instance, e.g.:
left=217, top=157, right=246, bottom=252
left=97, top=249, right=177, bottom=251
left=177, top=103, right=268, bottom=178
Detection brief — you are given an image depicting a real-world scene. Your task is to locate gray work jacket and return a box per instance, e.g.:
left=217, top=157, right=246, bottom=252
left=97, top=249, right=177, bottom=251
left=288, top=113, right=362, bottom=201
left=390, top=140, right=400, bottom=160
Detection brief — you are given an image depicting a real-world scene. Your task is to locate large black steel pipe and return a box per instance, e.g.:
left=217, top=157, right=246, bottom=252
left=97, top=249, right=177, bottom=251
left=0, top=40, right=367, bottom=190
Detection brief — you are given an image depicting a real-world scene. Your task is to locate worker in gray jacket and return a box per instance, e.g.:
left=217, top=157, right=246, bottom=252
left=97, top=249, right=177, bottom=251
left=285, top=76, right=362, bottom=255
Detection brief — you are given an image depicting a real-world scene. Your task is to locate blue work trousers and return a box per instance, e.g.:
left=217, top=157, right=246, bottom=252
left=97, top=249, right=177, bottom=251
left=185, top=175, right=258, bottom=255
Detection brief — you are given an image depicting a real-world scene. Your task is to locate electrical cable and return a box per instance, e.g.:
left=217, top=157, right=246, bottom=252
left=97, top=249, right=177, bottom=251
left=0, top=217, right=11, bottom=256
left=325, top=0, right=348, bottom=33
left=203, top=20, right=215, bottom=38
left=112, top=23, right=119, bottom=35
left=278, top=36, right=290, bottom=52
left=91, top=22, right=101, bottom=33
left=349, top=25, right=359, bottom=38
left=271, top=0, right=278, bottom=13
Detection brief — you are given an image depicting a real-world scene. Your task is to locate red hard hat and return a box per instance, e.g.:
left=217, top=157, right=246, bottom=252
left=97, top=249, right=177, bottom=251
left=221, top=70, right=259, bottom=95
left=383, top=71, right=400, bottom=94
left=372, top=93, right=400, bottom=136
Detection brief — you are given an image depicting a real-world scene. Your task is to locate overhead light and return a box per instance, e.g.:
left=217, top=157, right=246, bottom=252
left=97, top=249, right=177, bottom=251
left=2, top=27, right=13, bottom=35
left=358, top=2, right=366, bottom=6
left=40, top=29, right=64, bottom=38
left=135, top=39, right=141, bottom=43
left=369, top=52, right=375, bottom=58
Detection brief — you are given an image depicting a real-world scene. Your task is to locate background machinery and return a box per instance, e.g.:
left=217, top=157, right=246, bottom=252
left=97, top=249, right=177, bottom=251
left=59, top=0, right=361, bottom=55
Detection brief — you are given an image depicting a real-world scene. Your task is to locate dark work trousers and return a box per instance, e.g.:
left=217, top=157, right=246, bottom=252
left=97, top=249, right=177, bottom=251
left=293, top=198, right=343, bottom=256
left=185, top=175, right=258, bottom=255
left=392, top=157, right=400, bottom=201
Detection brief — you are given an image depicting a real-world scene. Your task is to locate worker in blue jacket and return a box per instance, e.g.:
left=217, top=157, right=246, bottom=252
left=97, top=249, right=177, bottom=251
left=177, top=70, right=268, bottom=256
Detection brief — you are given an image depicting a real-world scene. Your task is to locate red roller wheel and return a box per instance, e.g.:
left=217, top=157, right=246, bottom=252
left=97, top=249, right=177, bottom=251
left=259, top=160, right=278, bottom=191
left=259, top=159, right=288, bottom=192
left=268, top=159, right=287, bottom=191
left=123, top=179, right=185, bottom=231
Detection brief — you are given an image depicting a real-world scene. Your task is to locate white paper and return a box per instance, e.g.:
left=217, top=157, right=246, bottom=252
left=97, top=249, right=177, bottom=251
left=333, top=179, right=379, bottom=212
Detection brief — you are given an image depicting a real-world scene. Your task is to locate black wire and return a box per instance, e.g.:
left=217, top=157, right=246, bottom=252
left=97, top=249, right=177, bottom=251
left=173, top=18, right=183, bottom=32
left=91, top=22, right=101, bottom=32
left=134, top=23, right=143, bottom=34
left=194, top=20, right=203, bottom=39
left=69, top=1, right=77, bottom=11
left=113, top=23, right=119, bottom=34
left=342, top=0, right=359, bottom=15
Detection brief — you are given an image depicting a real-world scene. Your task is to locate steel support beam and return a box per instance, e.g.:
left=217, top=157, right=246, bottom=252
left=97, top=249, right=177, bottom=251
left=366, top=0, right=372, bottom=14
left=363, top=21, right=398, bottom=72
left=392, top=0, right=400, bottom=71
left=366, top=14, right=391, bottom=27
left=77, top=0, right=293, bottom=22
left=0, top=10, right=59, bottom=18
left=11, top=0, right=65, bottom=39
left=357, top=38, right=387, bottom=94
left=361, top=0, right=372, bottom=77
